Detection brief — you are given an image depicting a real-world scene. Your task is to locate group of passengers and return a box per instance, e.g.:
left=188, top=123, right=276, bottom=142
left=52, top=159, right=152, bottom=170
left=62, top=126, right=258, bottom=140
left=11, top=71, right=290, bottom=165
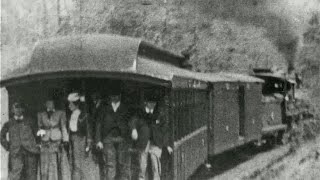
left=0, top=86, right=173, bottom=180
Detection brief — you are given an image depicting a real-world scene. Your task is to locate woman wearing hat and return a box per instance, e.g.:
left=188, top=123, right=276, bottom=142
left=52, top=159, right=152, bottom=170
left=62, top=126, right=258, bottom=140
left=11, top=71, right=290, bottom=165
left=67, top=92, right=99, bottom=180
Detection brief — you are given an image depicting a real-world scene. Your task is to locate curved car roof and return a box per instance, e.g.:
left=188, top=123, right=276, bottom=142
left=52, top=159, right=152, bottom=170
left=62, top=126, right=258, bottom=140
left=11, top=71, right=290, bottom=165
left=1, top=34, right=263, bottom=87
left=253, top=72, right=296, bottom=84
left=1, top=35, right=141, bottom=85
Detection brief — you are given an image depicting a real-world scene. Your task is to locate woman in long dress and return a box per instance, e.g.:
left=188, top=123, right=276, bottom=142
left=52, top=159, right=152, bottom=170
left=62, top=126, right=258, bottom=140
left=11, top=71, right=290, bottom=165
left=67, top=92, right=100, bottom=180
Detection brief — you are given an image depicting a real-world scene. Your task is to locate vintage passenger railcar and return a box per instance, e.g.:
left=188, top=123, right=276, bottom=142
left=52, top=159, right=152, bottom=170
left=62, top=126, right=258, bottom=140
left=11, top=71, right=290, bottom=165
left=0, top=34, right=211, bottom=180
left=1, top=34, right=290, bottom=180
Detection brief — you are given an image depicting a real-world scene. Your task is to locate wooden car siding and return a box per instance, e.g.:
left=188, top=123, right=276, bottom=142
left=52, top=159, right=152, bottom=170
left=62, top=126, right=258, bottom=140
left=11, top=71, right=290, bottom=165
left=210, top=83, right=241, bottom=155
left=262, top=102, right=283, bottom=128
left=173, top=126, right=208, bottom=180
left=244, top=83, right=263, bottom=141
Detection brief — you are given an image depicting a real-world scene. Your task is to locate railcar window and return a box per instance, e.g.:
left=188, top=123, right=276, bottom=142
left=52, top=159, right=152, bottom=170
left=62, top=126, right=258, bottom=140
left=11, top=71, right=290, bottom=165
left=239, top=85, right=245, bottom=137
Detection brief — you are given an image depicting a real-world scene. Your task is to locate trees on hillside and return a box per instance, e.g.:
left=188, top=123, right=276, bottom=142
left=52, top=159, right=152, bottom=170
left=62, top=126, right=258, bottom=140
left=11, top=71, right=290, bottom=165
left=298, top=13, right=320, bottom=88
left=1, top=0, right=318, bottom=77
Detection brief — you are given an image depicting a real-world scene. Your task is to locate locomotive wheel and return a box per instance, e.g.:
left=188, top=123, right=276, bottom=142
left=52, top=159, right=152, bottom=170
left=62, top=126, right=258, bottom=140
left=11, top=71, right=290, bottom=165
left=263, top=134, right=277, bottom=147
left=276, top=130, right=285, bottom=145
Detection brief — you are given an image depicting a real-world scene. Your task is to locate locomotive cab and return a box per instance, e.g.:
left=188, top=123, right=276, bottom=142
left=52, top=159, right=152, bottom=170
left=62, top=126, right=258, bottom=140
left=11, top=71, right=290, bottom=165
left=252, top=68, right=295, bottom=144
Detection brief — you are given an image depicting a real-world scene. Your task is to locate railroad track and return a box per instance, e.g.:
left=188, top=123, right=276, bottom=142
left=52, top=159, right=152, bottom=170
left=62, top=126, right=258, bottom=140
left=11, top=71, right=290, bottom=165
left=191, top=118, right=320, bottom=180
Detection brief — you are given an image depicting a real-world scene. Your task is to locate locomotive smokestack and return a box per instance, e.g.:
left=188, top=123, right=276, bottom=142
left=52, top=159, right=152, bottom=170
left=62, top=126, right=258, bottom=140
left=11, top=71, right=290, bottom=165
left=277, top=38, right=299, bottom=74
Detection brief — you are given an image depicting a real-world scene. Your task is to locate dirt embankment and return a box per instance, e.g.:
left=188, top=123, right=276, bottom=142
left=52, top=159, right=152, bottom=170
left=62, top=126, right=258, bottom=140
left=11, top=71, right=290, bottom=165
left=244, top=135, right=320, bottom=180
left=210, top=119, right=320, bottom=180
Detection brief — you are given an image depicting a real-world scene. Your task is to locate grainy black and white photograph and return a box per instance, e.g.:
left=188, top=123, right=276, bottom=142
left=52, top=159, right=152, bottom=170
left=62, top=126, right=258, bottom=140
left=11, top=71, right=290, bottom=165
left=1, top=0, right=320, bottom=180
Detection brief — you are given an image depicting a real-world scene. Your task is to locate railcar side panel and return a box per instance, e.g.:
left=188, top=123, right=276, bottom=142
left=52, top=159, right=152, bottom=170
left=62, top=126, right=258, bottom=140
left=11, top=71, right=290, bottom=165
left=262, top=101, right=282, bottom=126
left=173, top=127, right=207, bottom=180
left=171, top=89, right=209, bottom=180
left=261, top=101, right=284, bottom=134
left=244, top=83, right=263, bottom=142
left=210, top=83, right=241, bottom=155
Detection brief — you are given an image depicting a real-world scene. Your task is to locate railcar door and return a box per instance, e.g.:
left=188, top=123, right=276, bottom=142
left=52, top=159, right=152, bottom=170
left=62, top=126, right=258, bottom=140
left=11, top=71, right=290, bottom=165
left=209, top=82, right=240, bottom=155
left=244, top=83, right=263, bottom=141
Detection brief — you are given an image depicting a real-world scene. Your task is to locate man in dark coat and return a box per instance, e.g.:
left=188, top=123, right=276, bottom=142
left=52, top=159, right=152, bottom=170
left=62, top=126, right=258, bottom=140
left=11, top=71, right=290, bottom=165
left=91, top=92, right=104, bottom=137
left=129, top=93, right=173, bottom=180
left=143, top=95, right=172, bottom=180
left=95, top=88, right=131, bottom=180
left=129, top=110, right=150, bottom=180
left=90, top=92, right=105, bottom=179
left=0, top=102, right=39, bottom=180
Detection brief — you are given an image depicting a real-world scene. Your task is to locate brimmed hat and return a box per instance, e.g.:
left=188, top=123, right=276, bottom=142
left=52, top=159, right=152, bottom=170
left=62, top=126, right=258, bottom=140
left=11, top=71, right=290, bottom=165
left=68, top=92, right=80, bottom=102
left=109, top=90, right=121, bottom=96
left=68, top=92, right=85, bottom=102
left=144, top=93, right=160, bottom=102
left=91, top=91, right=102, bottom=99
left=12, top=102, right=25, bottom=109
left=109, top=81, right=122, bottom=96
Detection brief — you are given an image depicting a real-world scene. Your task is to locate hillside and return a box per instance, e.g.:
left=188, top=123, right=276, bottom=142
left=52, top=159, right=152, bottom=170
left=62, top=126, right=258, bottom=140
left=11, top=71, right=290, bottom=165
left=2, top=0, right=319, bottom=110
left=1, top=0, right=318, bottom=73
left=0, top=0, right=289, bottom=73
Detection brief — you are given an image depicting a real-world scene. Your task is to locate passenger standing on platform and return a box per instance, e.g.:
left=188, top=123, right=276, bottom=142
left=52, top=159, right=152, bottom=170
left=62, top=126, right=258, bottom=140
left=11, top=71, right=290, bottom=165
left=145, top=97, right=173, bottom=180
left=37, top=99, right=70, bottom=180
left=129, top=111, right=150, bottom=180
left=96, top=86, right=131, bottom=180
left=91, top=92, right=104, bottom=136
left=0, top=102, right=39, bottom=180
left=68, top=92, right=99, bottom=180
left=90, top=92, right=105, bottom=179
left=131, top=94, right=173, bottom=180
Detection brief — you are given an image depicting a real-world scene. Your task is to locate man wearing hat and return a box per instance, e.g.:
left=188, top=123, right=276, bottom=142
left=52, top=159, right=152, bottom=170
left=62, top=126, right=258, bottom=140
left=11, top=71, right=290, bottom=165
left=143, top=93, right=172, bottom=180
left=129, top=107, right=150, bottom=180
left=130, top=92, right=172, bottom=180
left=95, top=84, right=131, bottom=180
left=90, top=91, right=106, bottom=179
left=90, top=91, right=106, bottom=143
left=0, top=102, right=39, bottom=180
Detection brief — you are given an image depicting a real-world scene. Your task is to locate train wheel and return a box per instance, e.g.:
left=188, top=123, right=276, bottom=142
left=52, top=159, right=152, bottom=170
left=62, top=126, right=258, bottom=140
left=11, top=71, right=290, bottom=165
left=263, top=135, right=276, bottom=148
left=276, top=130, right=285, bottom=145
